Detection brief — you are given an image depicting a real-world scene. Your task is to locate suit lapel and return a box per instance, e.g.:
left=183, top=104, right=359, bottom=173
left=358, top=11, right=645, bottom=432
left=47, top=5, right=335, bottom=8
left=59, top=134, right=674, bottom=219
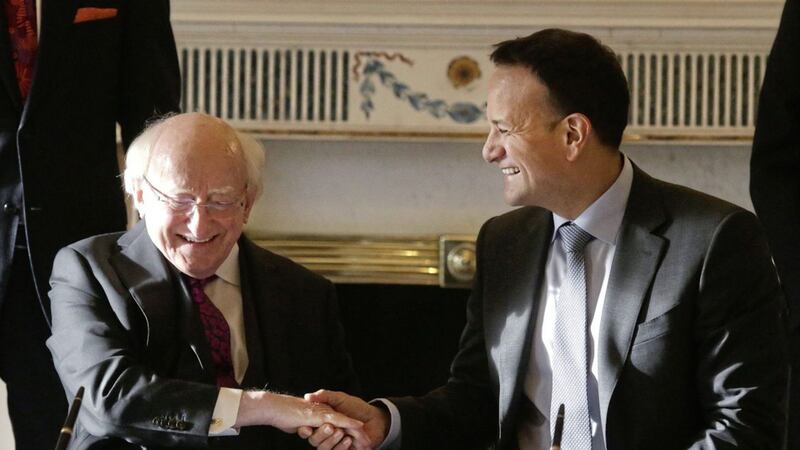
left=238, top=237, right=289, bottom=390
left=494, top=209, right=553, bottom=425
left=109, top=221, right=214, bottom=381
left=110, top=222, right=174, bottom=348
left=238, top=238, right=267, bottom=389
left=597, top=167, right=667, bottom=427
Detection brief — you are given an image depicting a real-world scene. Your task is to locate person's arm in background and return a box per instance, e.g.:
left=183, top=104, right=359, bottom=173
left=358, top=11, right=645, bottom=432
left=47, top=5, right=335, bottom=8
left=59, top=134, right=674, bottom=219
left=750, top=0, right=800, bottom=332
left=118, top=0, right=181, bottom=149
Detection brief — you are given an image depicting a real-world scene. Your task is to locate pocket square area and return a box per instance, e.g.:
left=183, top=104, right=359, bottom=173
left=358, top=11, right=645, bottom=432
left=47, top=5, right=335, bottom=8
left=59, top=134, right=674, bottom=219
left=73, top=7, right=118, bottom=23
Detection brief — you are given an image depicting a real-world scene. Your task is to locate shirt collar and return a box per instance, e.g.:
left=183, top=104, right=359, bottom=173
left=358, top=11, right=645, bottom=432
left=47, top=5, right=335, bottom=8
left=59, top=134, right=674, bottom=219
left=552, top=155, right=633, bottom=245
left=215, top=242, right=241, bottom=286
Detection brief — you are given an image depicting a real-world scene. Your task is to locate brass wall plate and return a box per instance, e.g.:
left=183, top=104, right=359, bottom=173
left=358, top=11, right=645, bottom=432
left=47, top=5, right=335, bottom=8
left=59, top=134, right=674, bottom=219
left=252, top=234, right=477, bottom=288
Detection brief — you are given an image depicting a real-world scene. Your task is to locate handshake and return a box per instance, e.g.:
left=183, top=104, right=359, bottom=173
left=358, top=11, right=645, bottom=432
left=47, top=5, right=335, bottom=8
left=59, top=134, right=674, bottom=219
left=236, top=389, right=390, bottom=450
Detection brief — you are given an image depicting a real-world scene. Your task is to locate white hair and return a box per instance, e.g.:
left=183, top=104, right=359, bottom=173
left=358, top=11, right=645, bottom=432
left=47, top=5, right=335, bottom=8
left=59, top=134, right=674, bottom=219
left=236, top=130, right=266, bottom=200
left=122, top=114, right=265, bottom=200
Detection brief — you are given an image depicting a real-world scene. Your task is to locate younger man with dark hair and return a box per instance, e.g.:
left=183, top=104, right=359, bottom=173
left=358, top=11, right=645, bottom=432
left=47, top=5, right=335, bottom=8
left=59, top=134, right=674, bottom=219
left=305, top=28, right=788, bottom=450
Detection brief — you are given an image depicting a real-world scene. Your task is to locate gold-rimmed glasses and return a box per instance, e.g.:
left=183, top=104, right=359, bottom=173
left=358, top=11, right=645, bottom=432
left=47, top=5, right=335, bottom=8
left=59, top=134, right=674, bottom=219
left=142, top=176, right=247, bottom=216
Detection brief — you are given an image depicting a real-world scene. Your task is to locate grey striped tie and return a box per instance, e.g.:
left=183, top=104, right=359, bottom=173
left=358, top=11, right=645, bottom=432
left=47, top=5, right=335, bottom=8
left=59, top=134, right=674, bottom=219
left=551, top=222, right=594, bottom=449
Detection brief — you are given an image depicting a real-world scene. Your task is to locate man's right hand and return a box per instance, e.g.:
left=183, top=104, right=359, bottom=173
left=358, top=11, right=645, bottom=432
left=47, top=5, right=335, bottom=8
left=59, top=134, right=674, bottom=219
left=298, top=390, right=390, bottom=450
left=234, top=390, right=365, bottom=439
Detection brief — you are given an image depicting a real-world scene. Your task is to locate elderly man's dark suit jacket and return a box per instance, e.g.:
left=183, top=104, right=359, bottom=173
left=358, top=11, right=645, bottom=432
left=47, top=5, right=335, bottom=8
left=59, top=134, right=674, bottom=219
left=0, top=0, right=179, bottom=318
left=750, top=0, right=800, bottom=447
left=393, top=164, right=788, bottom=449
left=47, top=221, right=359, bottom=450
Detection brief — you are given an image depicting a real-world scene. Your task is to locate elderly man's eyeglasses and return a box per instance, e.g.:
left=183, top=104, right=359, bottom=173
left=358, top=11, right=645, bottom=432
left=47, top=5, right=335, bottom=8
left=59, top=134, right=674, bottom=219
left=142, top=176, right=247, bottom=216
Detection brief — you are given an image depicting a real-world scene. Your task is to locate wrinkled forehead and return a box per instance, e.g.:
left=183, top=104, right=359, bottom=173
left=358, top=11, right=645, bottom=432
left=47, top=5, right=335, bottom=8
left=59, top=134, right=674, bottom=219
left=146, top=118, right=247, bottom=190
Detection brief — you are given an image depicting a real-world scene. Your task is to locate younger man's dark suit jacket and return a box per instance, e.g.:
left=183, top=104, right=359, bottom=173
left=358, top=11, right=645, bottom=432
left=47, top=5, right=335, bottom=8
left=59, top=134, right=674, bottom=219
left=47, top=221, right=359, bottom=449
left=393, top=164, right=788, bottom=449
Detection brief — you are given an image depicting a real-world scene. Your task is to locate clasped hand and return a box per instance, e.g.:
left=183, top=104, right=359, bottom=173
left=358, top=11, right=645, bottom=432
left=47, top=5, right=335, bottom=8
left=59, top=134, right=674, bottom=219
left=234, top=390, right=369, bottom=449
left=296, top=390, right=391, bottom=450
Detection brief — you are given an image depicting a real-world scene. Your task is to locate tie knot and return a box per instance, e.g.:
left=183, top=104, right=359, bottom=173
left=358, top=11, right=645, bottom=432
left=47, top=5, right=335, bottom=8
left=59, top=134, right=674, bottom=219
left=558, top=223, right=594, bottom=253
left=186, top=275, right=217, bottom=290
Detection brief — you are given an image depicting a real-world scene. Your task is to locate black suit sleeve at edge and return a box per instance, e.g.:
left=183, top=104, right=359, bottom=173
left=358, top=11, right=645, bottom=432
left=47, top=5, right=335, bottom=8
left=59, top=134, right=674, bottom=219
left=750, top=0, right=800, bottom=330
left=688, top=210, right=788, bottom=448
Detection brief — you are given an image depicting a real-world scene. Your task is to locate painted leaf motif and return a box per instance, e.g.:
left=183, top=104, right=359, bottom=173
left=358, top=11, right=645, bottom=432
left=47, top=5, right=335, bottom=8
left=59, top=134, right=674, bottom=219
left=379, top=70, right=397, bottom=85
left=447, top=102, right=484, bottom=123
left=355, top=57, right=486, bottom=124
left=360, top=79, right=375, bottom=96
left=363, top=60, right=383, bottom=75
left=361, top=99, right=374, bottom=118
left=392, top=83, right=409, bottom=98
left=407, top=93, right=429, bottom=110
left=426, top=100, right=447, bottom=118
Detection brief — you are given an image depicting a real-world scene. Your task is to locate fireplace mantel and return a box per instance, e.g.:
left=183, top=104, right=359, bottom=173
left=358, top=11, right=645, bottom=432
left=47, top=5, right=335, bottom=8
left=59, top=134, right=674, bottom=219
left=172, top=1, right=782, bottom=31
left=170, top=0, right=784, bottom=143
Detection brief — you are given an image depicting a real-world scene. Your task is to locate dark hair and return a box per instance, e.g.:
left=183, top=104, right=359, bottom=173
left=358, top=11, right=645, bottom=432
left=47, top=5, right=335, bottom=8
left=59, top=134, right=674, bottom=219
left=491, top=28, right=629, bottom=148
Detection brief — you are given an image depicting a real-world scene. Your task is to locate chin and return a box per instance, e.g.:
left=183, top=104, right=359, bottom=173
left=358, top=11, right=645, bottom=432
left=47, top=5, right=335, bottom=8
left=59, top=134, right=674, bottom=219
left=176, top=256, right=218, bottom=277
left=183, top=266, right=217, bottom=279
left=504, top=193, right=525, bottom=207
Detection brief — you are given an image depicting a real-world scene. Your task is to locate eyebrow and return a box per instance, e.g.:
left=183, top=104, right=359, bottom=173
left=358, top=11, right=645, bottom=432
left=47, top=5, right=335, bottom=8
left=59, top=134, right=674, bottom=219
left=491, top=119, right=509, bottom=127
left=164, top=185, right=241, bottom=198
left=207, top=186, right=238, bottom=195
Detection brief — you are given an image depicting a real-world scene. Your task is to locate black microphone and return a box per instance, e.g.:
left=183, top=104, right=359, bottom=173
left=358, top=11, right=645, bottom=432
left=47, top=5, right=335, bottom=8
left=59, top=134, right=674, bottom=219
left=55, top=386, right=84, bottom=450
left=550, top=403, right=565, bottom=450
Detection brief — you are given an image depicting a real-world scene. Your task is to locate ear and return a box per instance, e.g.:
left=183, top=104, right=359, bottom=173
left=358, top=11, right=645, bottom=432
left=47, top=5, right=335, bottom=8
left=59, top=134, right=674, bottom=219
left=242, top=191, right=257, bottom=224
left=563, top=113, right=591, bottom=162
left=132, top=186, right=147, bottom=218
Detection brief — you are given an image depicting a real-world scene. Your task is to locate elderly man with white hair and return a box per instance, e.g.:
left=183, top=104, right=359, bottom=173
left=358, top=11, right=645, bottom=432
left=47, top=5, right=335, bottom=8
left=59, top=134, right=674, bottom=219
left=46, top=113, right=366, bottom=450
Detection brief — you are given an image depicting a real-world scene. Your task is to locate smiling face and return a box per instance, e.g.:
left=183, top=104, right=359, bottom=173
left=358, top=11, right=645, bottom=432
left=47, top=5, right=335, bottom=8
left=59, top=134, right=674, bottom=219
left=482, top=65, right=570, bottom=209
left=136, top=114, right=254, bottom=279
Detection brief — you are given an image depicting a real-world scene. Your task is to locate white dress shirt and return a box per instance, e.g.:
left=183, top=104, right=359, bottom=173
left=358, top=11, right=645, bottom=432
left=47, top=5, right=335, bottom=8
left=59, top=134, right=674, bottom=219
left=517, top=156, right=633, bottom=449
left=199, top=243, right=249, bottom=435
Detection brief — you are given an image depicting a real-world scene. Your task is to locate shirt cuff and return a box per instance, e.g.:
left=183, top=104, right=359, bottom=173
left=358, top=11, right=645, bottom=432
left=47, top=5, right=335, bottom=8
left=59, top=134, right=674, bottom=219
left=209, top=387, right=243, bottom=436
left=371, top=398, right=401, bottom=450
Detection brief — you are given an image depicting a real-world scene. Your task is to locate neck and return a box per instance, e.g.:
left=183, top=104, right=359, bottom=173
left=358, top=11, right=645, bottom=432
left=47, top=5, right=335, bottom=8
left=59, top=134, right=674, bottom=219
left=553, top=150, right=623, bottom=220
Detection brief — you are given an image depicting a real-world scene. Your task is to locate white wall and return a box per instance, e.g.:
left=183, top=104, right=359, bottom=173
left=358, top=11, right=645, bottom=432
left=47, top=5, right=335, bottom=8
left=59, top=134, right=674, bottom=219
left=0, top=382, right=14, bottom=448
left=246, top=138, right=753, bottom=238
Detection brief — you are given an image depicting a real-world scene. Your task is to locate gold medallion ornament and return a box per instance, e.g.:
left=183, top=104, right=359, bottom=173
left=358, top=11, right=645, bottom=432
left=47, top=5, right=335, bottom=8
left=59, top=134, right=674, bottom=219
left=447, top=56, right=481, bottom=88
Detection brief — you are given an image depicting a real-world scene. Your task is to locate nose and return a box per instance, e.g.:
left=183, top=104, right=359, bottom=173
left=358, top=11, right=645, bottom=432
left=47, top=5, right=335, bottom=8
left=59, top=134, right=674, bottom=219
left=482, top=128, right=505, bottom=164
left=185, top=205, right=212, bottom=236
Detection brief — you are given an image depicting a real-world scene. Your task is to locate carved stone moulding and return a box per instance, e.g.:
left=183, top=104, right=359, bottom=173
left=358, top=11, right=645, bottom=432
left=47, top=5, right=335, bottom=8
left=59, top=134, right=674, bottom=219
left=171, top=1, right=782, bottom=143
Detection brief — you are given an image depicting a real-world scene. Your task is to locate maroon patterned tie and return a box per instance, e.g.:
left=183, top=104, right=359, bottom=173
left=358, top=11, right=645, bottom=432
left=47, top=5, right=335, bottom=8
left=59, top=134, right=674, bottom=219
left=186, top=275, right=238, bottom=388
left=3, top=0, right=38, bottom=99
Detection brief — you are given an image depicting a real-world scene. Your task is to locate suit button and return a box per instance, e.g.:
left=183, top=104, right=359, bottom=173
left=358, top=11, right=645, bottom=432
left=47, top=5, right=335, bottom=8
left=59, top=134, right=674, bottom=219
left=2, top=203, right=19, bottom=215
